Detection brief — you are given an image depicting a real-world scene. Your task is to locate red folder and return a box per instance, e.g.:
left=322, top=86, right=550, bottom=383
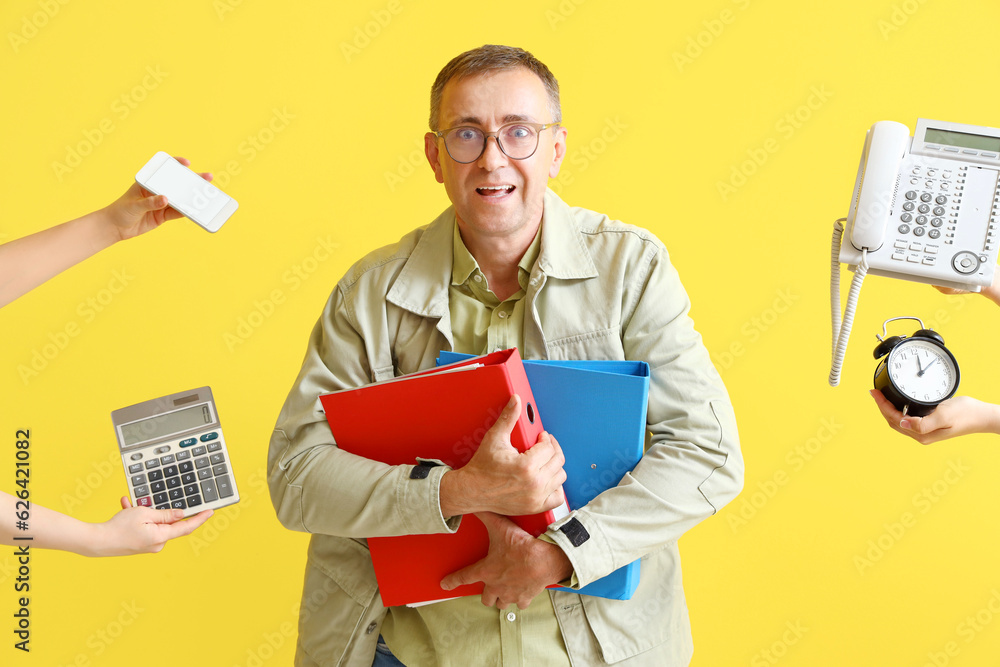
left=319, top=348, right=569, bottom=606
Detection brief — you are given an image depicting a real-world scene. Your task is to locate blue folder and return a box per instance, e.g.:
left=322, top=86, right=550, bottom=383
left=437, top=351, right=649, bottom=600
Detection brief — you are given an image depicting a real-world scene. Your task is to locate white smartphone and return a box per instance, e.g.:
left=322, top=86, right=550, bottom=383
left=135, top=152, right=238, bottom=232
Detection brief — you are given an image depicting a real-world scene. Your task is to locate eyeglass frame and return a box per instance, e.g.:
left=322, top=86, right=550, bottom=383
left=433, top=121, right=562, bottom=164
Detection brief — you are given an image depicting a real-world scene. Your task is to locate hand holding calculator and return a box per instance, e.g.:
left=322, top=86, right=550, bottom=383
left=111, top=387, right=240, bottom=517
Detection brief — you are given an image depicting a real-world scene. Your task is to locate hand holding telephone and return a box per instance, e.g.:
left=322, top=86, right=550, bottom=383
left=831, top=118, right=1000, bottom=385
left=135, top=152, right=238, bottom=232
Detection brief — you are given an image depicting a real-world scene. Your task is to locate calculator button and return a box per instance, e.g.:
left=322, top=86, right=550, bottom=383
left=176, top=451, right=191, bottom=461
left=130, top=474, right=147, bottom=486
left=155, top=446, right=170, bottom=455
left=195, top=457, right=211, bottom=469
left=128, top=463, right=143, bottom=474
left=155, top=504, right=170, bottom=510
left=210, top=453, right=225, bottom=465
left=179, top=461, right=194, bottom=474
left=207, top=442, right=222, bottom=452
left=134, top=485, right=149, bottom=497
left=164, top=465, right=179, bottom=478
left=159, top=455, right=175, bottom=465
left=187, top=495, right=203, bottom=508
left=148, top=470, right=164, bottom=482
left=217, top=475, right=235, bottom=498
left=200, top=432, right=219, bottom=442
left=212, top=463, right=228, bottom=476
left=130, top=453, right=143, bottom=461
left=151, top=481, right=166, bottom=493
left=184, top=484, right=200, bottom=497
left=180, top=438, right=197, bottom=447
left=154, top=492, right=169, bottom=504
left=136, top=496, right=152, bottom=507
left=182, top=473, right=197, bottom=485
left=171, top=500, right=186, bottom=510
left=197, top=468, right=213, bottom=480
left=169, top=488, right=184, bottom=501
left=192, top=446, right=207, bottom=457
left=145, top=459, right=160, bottom=469
left=167, top=477, right=182, bottom=490
left=201, top=479, right=219, bottom=503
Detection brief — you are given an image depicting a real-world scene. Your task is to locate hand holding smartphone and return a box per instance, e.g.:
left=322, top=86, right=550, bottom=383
left=135, top=152, right=238, bottom=232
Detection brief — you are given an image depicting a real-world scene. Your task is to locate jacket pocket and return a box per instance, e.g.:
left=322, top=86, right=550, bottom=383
left=297, top=536, right=384, bottom=666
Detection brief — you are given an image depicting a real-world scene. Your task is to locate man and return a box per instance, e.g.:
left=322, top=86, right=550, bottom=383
left=268, top=45, right=743, bottom=666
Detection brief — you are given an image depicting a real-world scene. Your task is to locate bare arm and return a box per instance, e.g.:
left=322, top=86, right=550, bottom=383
left=0, top=158, right=211, bottom=308
left=0, top=491, right=212, bottom=557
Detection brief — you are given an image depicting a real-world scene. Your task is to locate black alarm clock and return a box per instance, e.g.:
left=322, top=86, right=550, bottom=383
left=873, top=317, right=960, bottom=417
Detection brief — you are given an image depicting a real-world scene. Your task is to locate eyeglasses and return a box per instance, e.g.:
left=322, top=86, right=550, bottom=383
left=435, top=121, right=560, bottom=164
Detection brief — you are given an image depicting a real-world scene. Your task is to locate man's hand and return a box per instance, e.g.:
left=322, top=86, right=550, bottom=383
left=101, top=157, right=213, bottom=242
left=440, top=395, right=567, bottom=518
left=870, top=390, right=1000, bottom=444
left=440, top=512, right=573, bottom=609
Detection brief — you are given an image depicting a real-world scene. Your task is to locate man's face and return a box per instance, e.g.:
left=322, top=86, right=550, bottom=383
left=425, top=68, right=567, bottom=241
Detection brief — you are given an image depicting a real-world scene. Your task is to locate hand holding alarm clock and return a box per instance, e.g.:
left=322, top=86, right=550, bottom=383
left=872, top=317, right=959, bottom=417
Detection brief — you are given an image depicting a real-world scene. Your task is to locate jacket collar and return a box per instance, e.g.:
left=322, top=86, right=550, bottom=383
left=386, top=189, right=598, bottom=318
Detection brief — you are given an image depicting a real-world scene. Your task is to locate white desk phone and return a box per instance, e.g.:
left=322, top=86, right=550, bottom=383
left=830, top=118, right=1000, bottom=386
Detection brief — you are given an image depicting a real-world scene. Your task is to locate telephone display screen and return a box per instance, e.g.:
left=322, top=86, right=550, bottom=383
left=924, top=127, right=1000, bottom=152
left=120, top=404, right=213, bottom=446
left=146, top=159, right=229, bottom=221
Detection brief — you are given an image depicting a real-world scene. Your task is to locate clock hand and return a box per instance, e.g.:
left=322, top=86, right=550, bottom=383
left=916, top=354, right=924, bottom=377
left=922, top=357, right=938, bottom=374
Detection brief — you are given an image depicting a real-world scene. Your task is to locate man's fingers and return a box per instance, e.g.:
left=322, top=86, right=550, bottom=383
left=483, top=395, right=522, bottom=447
left=441, top=562, right=481, bottom=591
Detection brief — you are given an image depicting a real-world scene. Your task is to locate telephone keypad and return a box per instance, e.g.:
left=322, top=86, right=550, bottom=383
left=903, top=202, right=915, bottom=211
left=918, top=204, right=930, bottom=214
left=898, top=224, right=911, bottom=234
left=936, top=195, right=948, bottom=204
left=916, top=215, right=928, bottom=225
left=905, top=191, right=918, bottom=200
left=920, top=193, right=933, bottom=202
left=900, top=213, right=913, bottom=223
left=914, top=227, right=926, bottom=237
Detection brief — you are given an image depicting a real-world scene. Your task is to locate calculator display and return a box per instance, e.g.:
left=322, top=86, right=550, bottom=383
left=120, top=404, right=212, bottom=446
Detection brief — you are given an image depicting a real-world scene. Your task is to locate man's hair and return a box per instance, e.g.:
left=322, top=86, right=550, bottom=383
left=429, top=44, right=561, bottom=131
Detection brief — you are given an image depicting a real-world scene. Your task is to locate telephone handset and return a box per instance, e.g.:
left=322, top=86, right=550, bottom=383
left=830, top=118, right=1000, bottom=386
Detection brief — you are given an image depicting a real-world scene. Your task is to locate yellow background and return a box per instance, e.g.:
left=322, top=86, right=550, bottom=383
left=2, top=1, right=999, bottom=665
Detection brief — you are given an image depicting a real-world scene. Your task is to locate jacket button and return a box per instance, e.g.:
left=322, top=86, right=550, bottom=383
left=366, top=621, right=378, bottom=635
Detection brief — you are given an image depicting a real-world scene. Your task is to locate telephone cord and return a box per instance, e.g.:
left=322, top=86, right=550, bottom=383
left=830, top=219, right=868, bottom=386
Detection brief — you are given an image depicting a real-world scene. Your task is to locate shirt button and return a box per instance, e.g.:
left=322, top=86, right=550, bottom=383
left=366, top=621, right=378, bottom=634
left=506, top=612, right=516, bottom=622
left=497, top=311, right=507, bottom=319
left=473, top=275, right=483, bottom=283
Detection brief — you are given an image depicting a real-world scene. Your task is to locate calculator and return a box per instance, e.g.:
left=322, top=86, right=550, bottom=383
left=111, top=387, right=239, bottom=517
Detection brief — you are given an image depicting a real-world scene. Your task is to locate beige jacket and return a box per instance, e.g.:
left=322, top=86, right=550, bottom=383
left=268, top=190, right=743, bottom=666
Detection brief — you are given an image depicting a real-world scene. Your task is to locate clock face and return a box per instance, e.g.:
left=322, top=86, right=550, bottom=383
left=886, top=339, right=958, bottom=403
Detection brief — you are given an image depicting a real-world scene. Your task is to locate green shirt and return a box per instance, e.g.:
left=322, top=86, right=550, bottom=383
left=380, top=222, right=571, bottom=667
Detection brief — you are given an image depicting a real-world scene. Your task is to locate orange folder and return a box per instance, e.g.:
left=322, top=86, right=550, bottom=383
left=319, top=348, right=569, bottom=606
